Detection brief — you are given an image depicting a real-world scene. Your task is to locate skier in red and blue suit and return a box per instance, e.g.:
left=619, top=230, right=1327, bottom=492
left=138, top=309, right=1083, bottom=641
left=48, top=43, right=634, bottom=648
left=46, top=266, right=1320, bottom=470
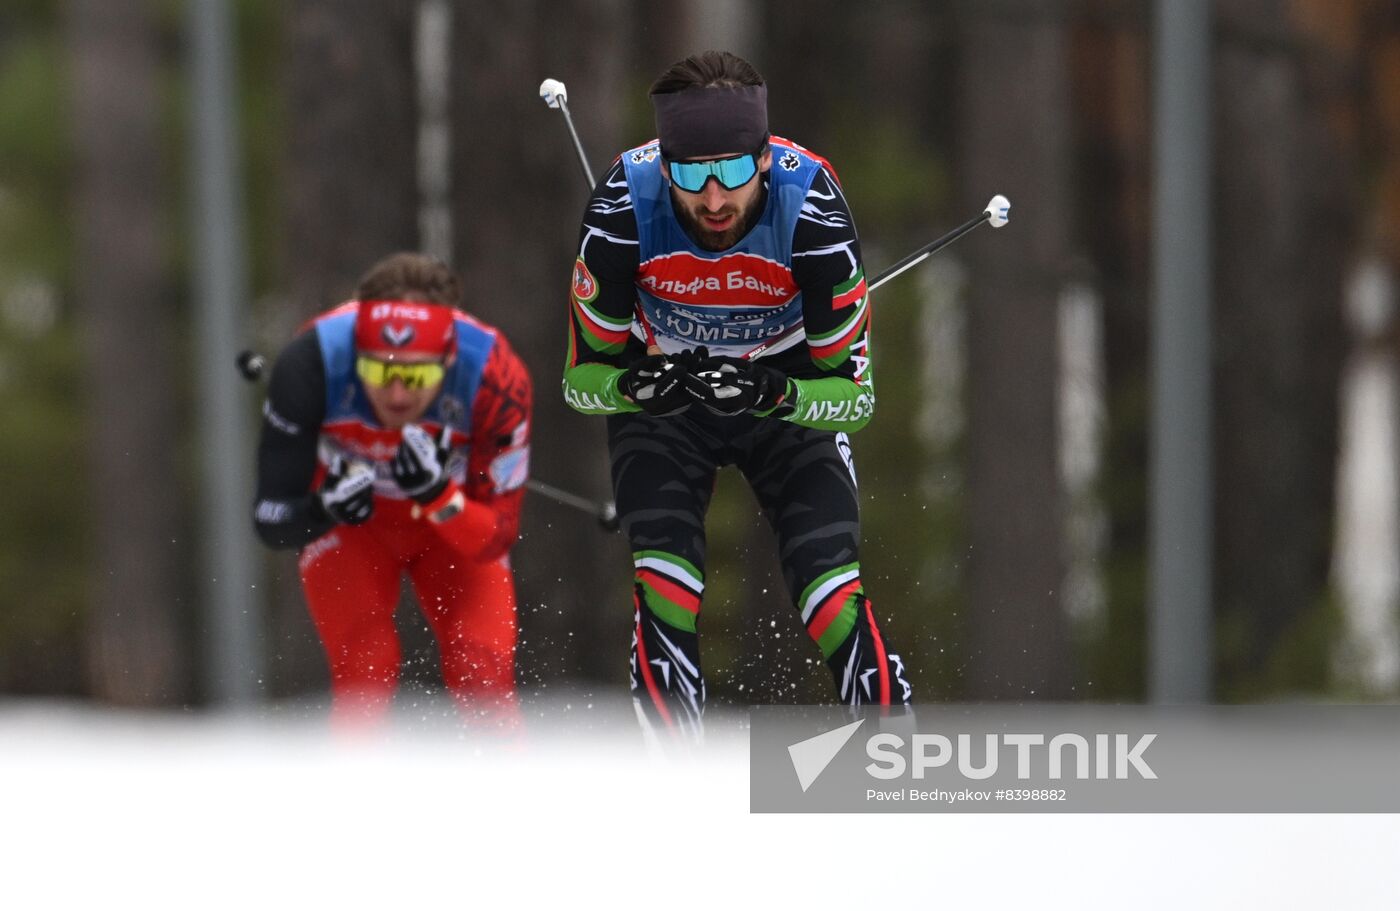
left=254, top=253, right=531, bottom=727
left=563, top=51, right=912, bottom=737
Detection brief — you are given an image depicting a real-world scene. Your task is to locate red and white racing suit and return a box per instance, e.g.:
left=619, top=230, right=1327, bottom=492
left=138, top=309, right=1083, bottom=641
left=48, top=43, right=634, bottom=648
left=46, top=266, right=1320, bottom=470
left=253, top=303, right=532, bottom=727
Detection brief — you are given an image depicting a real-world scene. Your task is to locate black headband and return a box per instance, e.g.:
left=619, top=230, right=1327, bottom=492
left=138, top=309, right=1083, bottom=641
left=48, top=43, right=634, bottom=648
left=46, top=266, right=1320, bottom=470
left=651, top=84, right=769, bottom=159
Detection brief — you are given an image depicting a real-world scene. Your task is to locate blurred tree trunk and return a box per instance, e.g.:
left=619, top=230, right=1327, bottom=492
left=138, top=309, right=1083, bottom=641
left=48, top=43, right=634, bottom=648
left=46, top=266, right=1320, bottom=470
left=629, top=0, right=684, bottom=115
left=1069, top=1, right=1153, bottom=698
left=1372, top=1, right=1400, bottom=270
left=282, top=0, right=418, bottom=315
left=958, top=0, right=1074, bottom=699
left=271, top=0, right=419, bottom=696
left=1212, top=0, right=1357, bottom=695
left=451, top=0, right=633, bottom=690
left=68, top=0, right=185, bottom=704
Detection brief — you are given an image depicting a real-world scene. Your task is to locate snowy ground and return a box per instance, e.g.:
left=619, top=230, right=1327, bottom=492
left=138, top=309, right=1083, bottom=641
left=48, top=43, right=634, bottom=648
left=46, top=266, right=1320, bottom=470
left=3, top=696, right=1398, bottom=907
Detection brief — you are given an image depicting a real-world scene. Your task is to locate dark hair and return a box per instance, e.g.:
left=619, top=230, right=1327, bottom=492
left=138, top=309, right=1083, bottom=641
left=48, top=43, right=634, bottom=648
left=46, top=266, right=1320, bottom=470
left=355, top=252, right=460, bottom=306
left=649, top=50, right=764, bottom=95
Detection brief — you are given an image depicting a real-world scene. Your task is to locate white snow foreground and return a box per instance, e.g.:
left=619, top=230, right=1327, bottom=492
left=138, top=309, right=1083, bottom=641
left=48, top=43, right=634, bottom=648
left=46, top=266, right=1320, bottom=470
left=0, top=696, right=746, bottom=905
left=3, top=697, right=1399, bottom=908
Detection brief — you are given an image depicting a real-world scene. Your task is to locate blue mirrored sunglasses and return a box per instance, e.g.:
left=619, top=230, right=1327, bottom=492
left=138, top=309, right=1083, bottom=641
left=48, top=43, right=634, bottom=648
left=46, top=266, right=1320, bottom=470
left=666, top=152, right=759, bottom=193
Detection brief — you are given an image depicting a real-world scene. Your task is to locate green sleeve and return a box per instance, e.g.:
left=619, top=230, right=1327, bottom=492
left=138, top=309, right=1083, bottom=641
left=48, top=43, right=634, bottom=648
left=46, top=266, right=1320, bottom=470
left=561, top=362, right=641, bottom=415
left=777, top=375, right=875, bottom=432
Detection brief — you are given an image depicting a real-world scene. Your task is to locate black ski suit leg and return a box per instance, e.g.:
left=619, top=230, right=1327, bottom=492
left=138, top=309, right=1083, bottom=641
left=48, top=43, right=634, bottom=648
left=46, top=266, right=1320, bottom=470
left=607, top=412, right=718, bottom=737
left=738, top=422, right=913, bottom=706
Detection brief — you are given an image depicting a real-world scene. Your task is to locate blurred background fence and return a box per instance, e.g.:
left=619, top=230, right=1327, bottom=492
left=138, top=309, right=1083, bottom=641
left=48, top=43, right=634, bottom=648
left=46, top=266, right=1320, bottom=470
left=2, top=0, right=1399, bottom=711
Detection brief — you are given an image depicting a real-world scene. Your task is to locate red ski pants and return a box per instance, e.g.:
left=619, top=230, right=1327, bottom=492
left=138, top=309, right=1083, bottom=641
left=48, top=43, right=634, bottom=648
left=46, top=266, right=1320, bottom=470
left=297, top=502, right=518, bottom=727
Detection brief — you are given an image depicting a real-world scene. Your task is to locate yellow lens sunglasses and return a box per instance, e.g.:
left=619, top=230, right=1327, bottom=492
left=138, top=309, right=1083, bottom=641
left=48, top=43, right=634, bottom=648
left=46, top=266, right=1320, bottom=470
left=355, top=356, right=446, bottom=390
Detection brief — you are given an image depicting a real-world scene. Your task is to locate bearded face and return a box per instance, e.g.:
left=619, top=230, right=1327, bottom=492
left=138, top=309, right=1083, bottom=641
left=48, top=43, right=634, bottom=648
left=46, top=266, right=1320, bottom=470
left=668, top=150, right=772, bottom=252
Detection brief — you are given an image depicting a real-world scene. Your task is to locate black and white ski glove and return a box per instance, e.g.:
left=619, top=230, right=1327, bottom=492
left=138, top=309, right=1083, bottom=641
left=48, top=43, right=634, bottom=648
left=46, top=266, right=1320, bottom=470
left=318, top=455, right=376, bottom=525
left=392, top=423, right=453, bottom=504
left=686, top=355, right=791, bottom=417
left=618, top=348, right=704, bottom=416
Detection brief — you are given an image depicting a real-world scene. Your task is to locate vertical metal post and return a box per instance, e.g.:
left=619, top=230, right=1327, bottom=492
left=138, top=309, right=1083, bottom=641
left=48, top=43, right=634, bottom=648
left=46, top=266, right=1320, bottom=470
left=1150, top=0, right=1213, bottom=702
left=187, top=0, right=260, bottom=705
left=416, top=0, right=453, bottom=262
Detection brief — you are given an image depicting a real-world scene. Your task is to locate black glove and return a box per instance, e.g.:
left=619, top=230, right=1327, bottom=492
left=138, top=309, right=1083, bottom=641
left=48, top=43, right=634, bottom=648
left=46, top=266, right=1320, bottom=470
left=318, top=455, right=375, bottom=525
left=686, top=355, right=791, bottom=417
left=392, top=423, right=453, bottom=504
left=618, top=348, right=705, bottom=416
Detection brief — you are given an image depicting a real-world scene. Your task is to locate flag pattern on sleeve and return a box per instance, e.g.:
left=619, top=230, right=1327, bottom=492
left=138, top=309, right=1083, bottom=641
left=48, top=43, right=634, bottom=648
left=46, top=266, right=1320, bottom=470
left=570, top=257, right=631, bottom=355
left=807, top=268, right=869, bottom=371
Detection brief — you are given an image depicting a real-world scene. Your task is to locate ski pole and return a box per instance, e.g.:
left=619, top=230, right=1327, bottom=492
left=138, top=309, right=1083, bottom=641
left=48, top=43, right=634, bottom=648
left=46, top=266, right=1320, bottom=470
left=539, top=78, right=597, bottom=189
left=868, top=195, right=1010, bottom=292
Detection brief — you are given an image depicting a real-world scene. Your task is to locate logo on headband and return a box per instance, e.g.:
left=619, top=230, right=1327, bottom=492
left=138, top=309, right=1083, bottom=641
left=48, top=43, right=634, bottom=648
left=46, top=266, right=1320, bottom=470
left=382, top=324, right=415, bottom=347
left=354, top=299, right=456, bottom=356
left=368, top=301, right=437, bottom=321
